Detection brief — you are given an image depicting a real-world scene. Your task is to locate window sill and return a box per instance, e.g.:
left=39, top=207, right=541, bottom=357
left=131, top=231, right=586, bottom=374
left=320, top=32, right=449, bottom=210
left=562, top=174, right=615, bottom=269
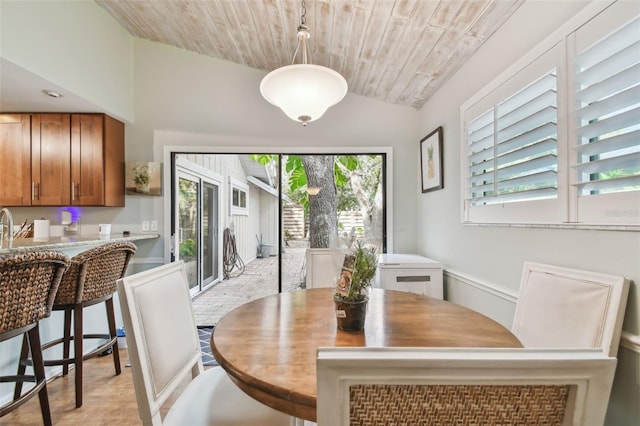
left=461, top=222, right=639, bottom=232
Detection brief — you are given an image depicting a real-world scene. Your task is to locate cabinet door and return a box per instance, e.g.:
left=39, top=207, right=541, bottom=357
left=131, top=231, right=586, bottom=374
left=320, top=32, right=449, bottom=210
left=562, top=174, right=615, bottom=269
left=32, top=114, right=71, bottom=205
left=0, top=114, right=32, bottom=206
left=71, top=114, right=104, bottom=205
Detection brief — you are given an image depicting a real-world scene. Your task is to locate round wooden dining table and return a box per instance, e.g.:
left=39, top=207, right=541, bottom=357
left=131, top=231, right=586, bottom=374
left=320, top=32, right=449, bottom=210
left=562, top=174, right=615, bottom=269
left=210, top=287, right=522, bottom=422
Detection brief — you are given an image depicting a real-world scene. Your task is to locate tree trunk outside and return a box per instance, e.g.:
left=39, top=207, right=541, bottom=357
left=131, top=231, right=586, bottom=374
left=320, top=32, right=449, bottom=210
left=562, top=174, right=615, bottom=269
left=302, top=155, right=338, bottom=248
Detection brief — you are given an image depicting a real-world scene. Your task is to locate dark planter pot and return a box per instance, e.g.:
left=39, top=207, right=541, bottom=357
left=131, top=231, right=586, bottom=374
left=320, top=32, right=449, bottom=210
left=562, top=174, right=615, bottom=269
left=334, top=296, right=369, bottom=331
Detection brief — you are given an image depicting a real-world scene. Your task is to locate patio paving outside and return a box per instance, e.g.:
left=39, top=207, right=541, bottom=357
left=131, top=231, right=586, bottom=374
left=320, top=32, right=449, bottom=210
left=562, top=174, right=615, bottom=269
left=192, top=240, right=308, bottom=327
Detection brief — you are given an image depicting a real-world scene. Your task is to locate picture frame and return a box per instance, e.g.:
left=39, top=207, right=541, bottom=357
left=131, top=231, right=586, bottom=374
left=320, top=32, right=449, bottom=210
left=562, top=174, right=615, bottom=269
left=126, top=162, right=162, bottom=196
left=420, top=126, right=444, bottom=193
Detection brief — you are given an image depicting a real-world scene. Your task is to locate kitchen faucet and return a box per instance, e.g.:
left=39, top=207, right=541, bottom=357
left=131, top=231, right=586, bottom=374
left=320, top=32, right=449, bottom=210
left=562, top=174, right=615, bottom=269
left=0, top=207, right=14, bottom=244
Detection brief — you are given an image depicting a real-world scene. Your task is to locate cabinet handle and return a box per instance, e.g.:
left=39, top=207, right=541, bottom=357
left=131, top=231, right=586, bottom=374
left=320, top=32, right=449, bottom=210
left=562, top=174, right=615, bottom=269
left=32, top=182, right=39, bottom=200
left=71, top=182, right=80, bottom=201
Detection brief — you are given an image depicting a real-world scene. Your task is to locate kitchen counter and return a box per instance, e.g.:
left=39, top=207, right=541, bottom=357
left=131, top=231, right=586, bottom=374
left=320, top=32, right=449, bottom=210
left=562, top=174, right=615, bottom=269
left=0, top=233, right=159, bottom=253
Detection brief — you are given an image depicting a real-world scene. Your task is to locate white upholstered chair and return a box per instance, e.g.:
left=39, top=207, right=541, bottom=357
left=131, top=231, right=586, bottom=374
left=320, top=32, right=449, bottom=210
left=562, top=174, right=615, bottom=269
left=305, top=248, right=348, bottom=289
left=512, top=261, right=630, bottom=357
left=316, top=347, right=616, bottom=426
left=117, top=261, right=290, bottom=426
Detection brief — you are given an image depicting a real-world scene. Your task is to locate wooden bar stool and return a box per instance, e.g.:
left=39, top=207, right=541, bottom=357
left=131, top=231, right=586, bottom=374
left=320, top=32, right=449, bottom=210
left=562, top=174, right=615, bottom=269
left=16, top=242, right=136, bottom=408
left=0, top=251, right=69, bottom=426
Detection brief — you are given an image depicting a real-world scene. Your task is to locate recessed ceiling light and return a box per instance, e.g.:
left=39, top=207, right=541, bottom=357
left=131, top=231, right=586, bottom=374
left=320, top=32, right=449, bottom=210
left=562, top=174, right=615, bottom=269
left=42, top=90, right=63, bottom=98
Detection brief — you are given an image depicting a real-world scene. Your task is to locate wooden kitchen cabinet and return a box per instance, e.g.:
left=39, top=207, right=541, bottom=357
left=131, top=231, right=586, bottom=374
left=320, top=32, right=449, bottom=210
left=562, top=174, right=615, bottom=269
left=31, top=113, right=72, bottom=205
left=0, top=114, right=31, bottom=205
left=0, top=113, right=125, bottom=207
left=71, top=114, right=125, bottom=206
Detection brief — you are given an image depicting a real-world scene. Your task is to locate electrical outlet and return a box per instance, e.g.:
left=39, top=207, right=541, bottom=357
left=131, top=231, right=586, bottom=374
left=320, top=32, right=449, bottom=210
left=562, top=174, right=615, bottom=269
left=142, top=220, right=150, bottom=232
left=150, top=220, right=158, bottom=231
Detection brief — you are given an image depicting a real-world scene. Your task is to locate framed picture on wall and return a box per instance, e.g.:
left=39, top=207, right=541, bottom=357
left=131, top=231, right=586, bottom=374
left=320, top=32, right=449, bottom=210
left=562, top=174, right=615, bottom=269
left=126, top=162, right=162, bottom=195
left=420, top=126, right=444, bottom=193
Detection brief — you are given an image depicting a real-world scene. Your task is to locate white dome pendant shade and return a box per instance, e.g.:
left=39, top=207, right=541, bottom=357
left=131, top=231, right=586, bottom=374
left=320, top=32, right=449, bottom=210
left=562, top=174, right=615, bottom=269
left=260, top=64, right=347, bottom=125
left=260, top=2, right=348, bottom=126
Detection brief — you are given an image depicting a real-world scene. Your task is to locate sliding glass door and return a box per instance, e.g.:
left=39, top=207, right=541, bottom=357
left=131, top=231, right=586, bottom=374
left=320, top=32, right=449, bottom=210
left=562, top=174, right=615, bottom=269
left=174, top=164, right=220, bottom=295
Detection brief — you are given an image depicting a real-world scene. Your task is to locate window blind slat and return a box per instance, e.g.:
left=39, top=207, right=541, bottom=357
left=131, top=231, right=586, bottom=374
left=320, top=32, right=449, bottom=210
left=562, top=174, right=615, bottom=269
left=497, top=138, right=556, bottom=167
left=498, top=123, right=557, bottom=155
left=498, top=106, right=557, bottom=142
left=470, top=159, right=495, bottom=175
left=468, top=182, right=494, bottom=195
left=575, top=151, right=640, bottom=175
left=470, top=187, right=557, bottom=206
left=576, top=41, right=640, bottom=87
left=499, top=73, right=557, bottom=115
left=574, top=174, right=640, bottom=193
left=469, top=146, right=494, bottom=165
left=577, top=17, right=639, bottom=69
left=575, top=129, right=640, bottom=157
left=497, top=170, right=557, bottom=192
left=578, top=106, right=640, bottom=140
left=498, top=90, right=557, bottom=129
left=497, top=154, right=557, bottom=180
left=577, top=63, right=640, bottom=105
left=578, top=85, right=640, bottom=123
left=467, top=110, right=494, bottom=133
left=468, top=133, right=494, bottom=155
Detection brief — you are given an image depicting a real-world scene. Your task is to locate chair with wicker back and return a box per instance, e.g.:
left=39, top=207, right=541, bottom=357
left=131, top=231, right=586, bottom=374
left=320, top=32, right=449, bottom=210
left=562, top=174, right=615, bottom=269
left=317, top=347, right=616, bottom=426
left=16, top=241, right=136, bottom=408
left=0, top=251, right=69, bottom=426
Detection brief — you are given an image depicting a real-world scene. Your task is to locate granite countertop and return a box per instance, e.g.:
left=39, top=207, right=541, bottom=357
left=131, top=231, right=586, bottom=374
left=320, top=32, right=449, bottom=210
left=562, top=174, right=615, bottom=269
left=0, top=233, right=160, bottom=253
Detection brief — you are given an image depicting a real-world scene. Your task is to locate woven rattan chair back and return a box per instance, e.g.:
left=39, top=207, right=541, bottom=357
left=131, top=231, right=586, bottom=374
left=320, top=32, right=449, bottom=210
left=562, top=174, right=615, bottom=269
left=55, top=242, right=137, bottom=305
left=0, top=251, right=68, bottom=336
left=349, top=383, right=570, bottom=425
left=17, top=241, right=137, bottom=409
left=0, top=251, right=69, bottom=426
left=317, top=347, right=616, bottom=426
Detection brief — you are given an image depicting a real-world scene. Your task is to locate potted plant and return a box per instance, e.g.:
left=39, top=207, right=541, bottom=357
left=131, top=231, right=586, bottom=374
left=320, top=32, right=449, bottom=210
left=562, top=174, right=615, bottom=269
left=133, top=164, right=151, bottom=193
left=334, top=240, right=379, bottom=331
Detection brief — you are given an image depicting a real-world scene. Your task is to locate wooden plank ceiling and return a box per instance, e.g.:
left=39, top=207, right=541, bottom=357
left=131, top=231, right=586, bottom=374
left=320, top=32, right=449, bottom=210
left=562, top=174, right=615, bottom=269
left=96, top=0, right=523, bottom=109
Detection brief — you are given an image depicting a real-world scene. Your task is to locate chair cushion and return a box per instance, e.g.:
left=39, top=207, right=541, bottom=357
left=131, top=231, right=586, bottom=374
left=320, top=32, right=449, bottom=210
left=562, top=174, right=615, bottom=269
left=514, top=269, right=610, bottom=349
left=164, top=367, right=290, bottom=426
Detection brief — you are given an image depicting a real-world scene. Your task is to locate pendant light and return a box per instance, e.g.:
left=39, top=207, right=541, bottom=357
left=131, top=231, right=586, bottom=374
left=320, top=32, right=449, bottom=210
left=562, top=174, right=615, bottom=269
left=260, top=0, right=348, bottom=126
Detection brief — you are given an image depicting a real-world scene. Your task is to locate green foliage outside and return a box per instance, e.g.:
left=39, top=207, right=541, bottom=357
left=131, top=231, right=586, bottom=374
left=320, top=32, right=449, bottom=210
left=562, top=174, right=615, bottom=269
left=179, top=238, right=196, bottom=259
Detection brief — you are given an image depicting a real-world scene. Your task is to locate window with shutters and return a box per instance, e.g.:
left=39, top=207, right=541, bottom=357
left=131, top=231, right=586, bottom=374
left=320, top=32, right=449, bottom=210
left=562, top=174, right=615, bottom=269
left=461, top=0, right=639, bottom=228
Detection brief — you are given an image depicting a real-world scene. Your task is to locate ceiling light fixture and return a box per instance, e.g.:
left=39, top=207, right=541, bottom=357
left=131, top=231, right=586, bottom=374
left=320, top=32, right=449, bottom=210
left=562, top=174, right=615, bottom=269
left=260, top=0, right=348, bottom=126
left=42, top=90, right=63, bottom=98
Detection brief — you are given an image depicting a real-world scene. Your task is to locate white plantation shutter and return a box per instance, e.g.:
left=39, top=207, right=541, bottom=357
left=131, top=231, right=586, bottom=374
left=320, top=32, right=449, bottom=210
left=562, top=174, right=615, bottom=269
left=462, top=1, right=639, bottom=226
left=466, top=71, right=558, bottom=207
left=574, top=16, right=640, bottom=196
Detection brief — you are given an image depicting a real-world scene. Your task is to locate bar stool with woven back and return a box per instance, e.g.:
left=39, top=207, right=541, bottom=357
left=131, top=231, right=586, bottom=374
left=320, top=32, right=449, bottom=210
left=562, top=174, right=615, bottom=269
left=16, top=242, right=136, bottom=408
left=0, top=251, right=69, bottom=426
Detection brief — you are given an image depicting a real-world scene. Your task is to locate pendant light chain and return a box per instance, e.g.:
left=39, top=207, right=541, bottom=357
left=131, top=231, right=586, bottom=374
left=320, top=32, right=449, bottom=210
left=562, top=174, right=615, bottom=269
left=292, top=0, right=310, bottom=66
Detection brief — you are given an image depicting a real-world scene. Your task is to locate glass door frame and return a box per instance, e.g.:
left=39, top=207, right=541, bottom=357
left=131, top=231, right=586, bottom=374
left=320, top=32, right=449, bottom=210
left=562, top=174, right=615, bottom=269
left=172, top=157, right=223, bottom=296
left=162, top=146, right=394, bottom=287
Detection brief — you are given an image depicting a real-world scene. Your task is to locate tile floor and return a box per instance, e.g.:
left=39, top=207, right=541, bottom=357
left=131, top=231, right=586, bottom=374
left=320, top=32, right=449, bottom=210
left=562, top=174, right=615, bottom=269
left=191, top=243, right=307, bottom=326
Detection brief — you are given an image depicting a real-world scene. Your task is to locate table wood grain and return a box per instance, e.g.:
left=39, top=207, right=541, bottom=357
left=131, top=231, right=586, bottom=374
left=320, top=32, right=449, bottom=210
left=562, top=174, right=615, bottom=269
left=211, top=288, right=522, bottom=422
